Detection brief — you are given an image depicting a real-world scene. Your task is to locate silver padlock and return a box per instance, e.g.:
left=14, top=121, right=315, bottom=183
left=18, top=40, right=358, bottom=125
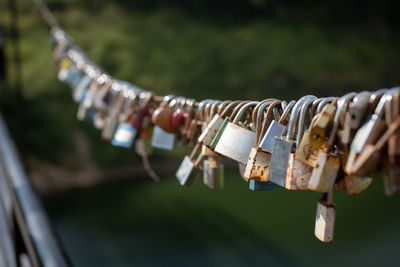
left=198, top=101, right=241, bottom=148
left=151, top=125, right=175, bottom=150
left=243, top=99, right=284, bottom=181
left=203, top=156, right=224, bottom=189
left=176, top=143, right=204, bottom=186
left=314, top=192, right=335, bottom=242
left=285, top=97, right=317, bottom=190
left=214, top=101, right=259, bottom=164
left=269, top=95, right=315, bottom=186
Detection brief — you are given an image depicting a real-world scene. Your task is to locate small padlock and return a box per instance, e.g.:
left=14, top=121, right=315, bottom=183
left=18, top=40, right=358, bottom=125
left=384, top=88, right=400, bottom=196
left=243, top=100, right=283, bottom=181
left=314, top=192, right=335, bottom=242
left=344, top=175, right=372, bottom=195
left=269, top=95, right=314, bottom=187
left=203, top=156, right=224, bottom=189
left=296, top=102, right=337, bottom=168
left=308, top=97, right=345, bottom=193
left=151, top=125, right=175, bottom=150
left=285, top=97, right=318, bottom=190
left=152, top=96, right=177, bottom=133
left=101, top=90, right=125, bottom=141
left=346, top=89, right=398, bottom=176
left=176, top=143, right=204, bottom=186
left=214, top=101, right=258, bottom=164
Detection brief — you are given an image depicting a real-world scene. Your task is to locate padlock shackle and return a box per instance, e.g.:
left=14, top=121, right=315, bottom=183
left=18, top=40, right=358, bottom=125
left=216, top=101, right=232, bottom=116
left=229, top=101, right=251, bottom=121
left=286, top=95, right=315, bottom=140
left=277, top=100, right=296, bottom=125
left=220, top=100, right=242, bottom=118
left=296, top=96, right=317, bottom=145
left=385, top=88, right=400, bottom=125
left=252, top=98, right=279, bottom=125
left=315, top=97, right=336, bottom=116
left=255, top=100, right=281, bottom=145
left=233, top=101, right=259, bottom=124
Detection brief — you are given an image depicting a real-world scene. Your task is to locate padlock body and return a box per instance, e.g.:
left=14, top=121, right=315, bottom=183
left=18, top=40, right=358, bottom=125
left=203, top=159, right=224, bottom=189
left=73, top=75, right=91, bottom=103
left=198, top=115, right=224, bottom=147
left=66, top=67, right=82, bottom=88
left=214, top=122, right=256, bottom=164
left=384, top=156, right=400, bottom=196
left=243, top=147, right=271, bottom=181
left=176, top=155, right=198, bottom=187
left=151, top=125, right=175, bottom=150
left=102, top=115, right=119, bottom=141
left=259, top=120, right=285, bottom=152
left=111, top=123, right=138, bottom=148
left=209, top=118, right=231, bottom=149
left=249, top=180, right=280, bottom=191
left=308, top=153, right=340, bottom=192
left=345, top=175, right=372, bottom=195
left=315, top=200, right=335, bottom=242
left=269, top=137, right=296, bottom=187
left=285, top=154, right=313, bottom=190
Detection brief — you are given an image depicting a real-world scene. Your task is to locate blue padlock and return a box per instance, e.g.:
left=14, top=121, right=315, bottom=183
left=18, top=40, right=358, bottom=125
left=249, top=180, right=280, bottom=191
left=111, top=123, right=137, bottom=148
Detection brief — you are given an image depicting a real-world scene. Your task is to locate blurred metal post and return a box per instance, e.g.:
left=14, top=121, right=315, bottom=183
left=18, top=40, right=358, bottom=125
left=0, top=114, right=71, bottom=267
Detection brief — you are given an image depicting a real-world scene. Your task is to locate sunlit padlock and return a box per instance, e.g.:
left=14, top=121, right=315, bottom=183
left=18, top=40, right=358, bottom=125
left=314, top=192, right=335, bottom=242
left=203, top=156, right=224, bottom=189
left=339, top=91, right=371, bottom=146
left=285, top=97, right=318, bottom=190
left=269, top=95, right=314, bottom=187
left=151, top=125, right=176, bottom=151
left=243, top=100, right=284, bottom=181
left=214, top=101, right=259, bottom=164
left=346, top=91, right=393, bottom=174
left=198, top=101, right=238, bottom=147
left=176, top=143, right=204, bottom=186
left=296, top=102, right=337, bottom=168
left=308, top=97, right=346, bottom=193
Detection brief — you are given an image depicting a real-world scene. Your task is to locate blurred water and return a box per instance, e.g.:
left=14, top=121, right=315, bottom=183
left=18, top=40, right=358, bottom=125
left=44, top=170, right=400, bottom=267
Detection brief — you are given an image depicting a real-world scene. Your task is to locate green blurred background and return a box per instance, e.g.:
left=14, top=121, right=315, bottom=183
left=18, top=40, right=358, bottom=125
left=1, top=0, right=400, bottom=266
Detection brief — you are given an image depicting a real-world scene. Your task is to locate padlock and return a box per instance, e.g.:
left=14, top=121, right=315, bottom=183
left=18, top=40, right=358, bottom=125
left=150, top=125, right=176, bottom=150
left=346, top=89, right=398, bottom=175
left=214, top=101, right=258, bottom=164
left=269, top=95, right=315, bottom=187
left=249, top=180, right=280, bottom=191
left=285, top=96, right=317, bottom=190
left=152, top=96, right=176, bottom=133
left=346, top=91, right=392, bottom=171
left=296, top=102, right=337, bottom=168
left=198, top=101, right=241, bottom=148
left=384, top=88, right=400, bottom=196
left=344, top=175, right=372, bottom=195
left=203, top=156, right=224, bottom=189
left=314, top=192, right=335, bottom=242
left=243, top=100, right=283, bottom=181
left=308, top=96, right=346, bottom=193
left=339, top=92, right=371, bottom=146
left=101, top=90, right=125, bottom=141
left=113, top=92, right=154, bottom=148
left=57, top=57, right=71, bottom=82
left=176, top=143, right=204, bottom=186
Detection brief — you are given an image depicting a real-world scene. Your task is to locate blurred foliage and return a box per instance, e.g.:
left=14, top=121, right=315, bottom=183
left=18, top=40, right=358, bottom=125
left=0, top=0, right=399, bottom=165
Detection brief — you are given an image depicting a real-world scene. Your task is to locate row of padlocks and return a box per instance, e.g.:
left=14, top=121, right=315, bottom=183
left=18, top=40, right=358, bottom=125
left=50, top=26, right=400, bottom=243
